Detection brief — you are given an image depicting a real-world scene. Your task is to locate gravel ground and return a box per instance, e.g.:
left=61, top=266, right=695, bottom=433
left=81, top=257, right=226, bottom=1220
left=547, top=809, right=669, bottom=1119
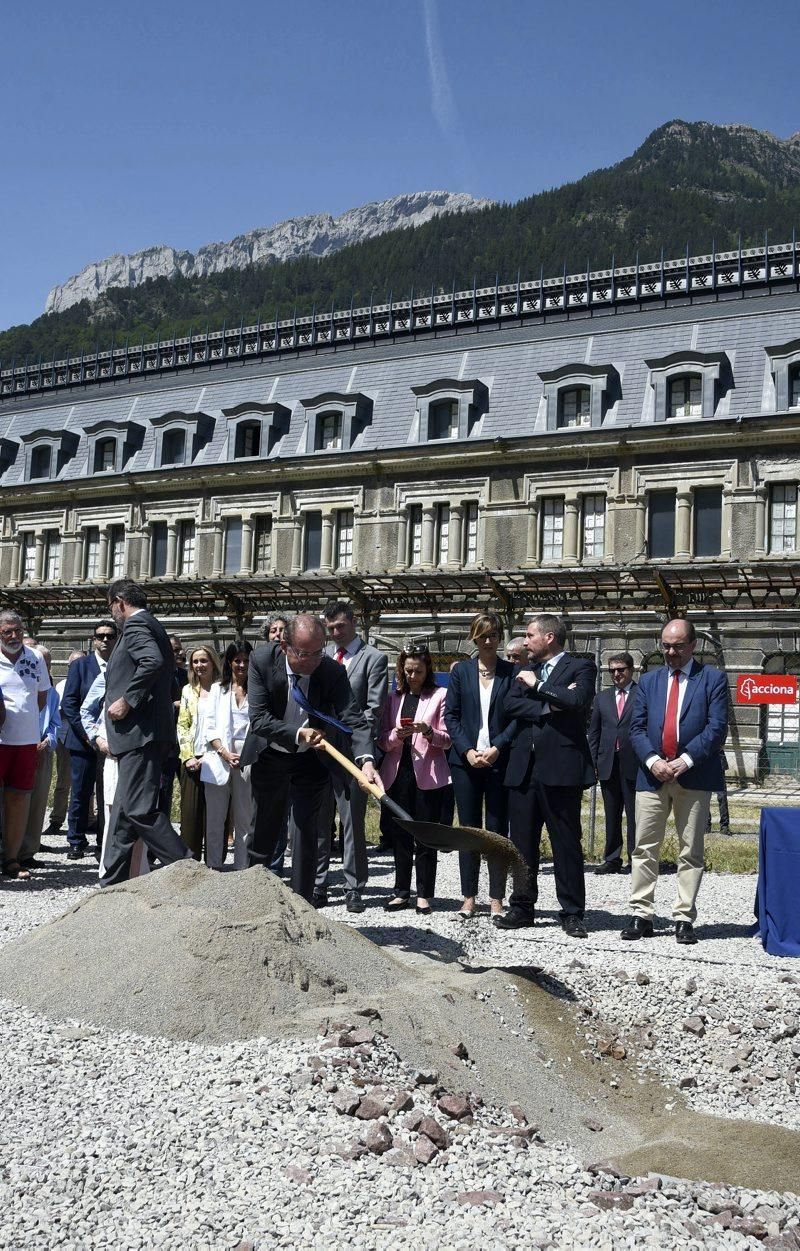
left=0, top=847, right=798, bottom=1250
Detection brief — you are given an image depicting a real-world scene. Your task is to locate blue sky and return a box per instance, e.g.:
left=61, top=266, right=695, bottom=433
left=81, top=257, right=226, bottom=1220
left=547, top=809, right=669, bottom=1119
left=2, top=0, right=799, bottom=331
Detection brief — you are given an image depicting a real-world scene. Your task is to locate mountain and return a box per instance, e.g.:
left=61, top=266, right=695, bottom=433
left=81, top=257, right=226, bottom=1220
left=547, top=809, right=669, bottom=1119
left=43, top=192, right=493, bottom=314
left=5, top=120, right=800, bottom=365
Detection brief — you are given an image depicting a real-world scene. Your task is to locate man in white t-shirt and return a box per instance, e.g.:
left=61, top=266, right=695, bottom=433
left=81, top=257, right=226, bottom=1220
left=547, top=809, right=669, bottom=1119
left=0, top=610, right=51, bottom=879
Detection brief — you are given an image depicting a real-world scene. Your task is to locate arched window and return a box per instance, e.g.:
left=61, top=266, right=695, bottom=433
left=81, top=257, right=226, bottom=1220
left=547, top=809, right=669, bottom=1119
left=94, top=437, right=117, bottom=473
left=557, top=387, right=591, bottom=429
left=234, top=422, right=261, bottom=458
left=29, top=445, right=52, bottom=480
left=668, top=374, right=702, bottom=419
left=316, top=412, right=342, bottom=451
left=161, top=428, right=186, bottom=467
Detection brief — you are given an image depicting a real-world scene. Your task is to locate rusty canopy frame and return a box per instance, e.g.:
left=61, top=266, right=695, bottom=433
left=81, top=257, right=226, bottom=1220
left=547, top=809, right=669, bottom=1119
left=3, top=563, right=800, bottom=634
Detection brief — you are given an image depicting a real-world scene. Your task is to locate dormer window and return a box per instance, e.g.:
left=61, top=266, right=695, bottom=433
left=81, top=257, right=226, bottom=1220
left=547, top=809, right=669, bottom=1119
left=645, top=350, right=728, bottom=421
left=412, top=378, right=488, bottom=443
left=20, top=429, right=79, bottom=482
left=94, top=438, right=117, bottom=473
left=301, top=392, right=372, bottom=454
left=223, top=403, right=291, bottom=461
left=790, top=365, right=800, bottom=409
left=558, top=387, right=591, bottom=429
left=668, top=375, right=702, bottom=419
left=161, top=428, right=186, bottom=467
left=316, top=412, right=342, bottom=451
left=765, top=339, right=800, bottom=413
left=29, top=445, right=52, bottom=480
left=151, top=410, right=214, bottom=470
left=538, top=364, right=617, bottom=432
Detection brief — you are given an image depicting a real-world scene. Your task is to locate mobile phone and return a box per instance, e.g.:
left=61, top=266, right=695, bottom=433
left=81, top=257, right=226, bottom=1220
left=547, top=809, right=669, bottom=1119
left=400, top=717, right=414, bottom=727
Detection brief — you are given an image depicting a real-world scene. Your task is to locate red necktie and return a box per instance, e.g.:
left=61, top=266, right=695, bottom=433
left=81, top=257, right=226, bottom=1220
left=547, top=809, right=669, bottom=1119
left=336, top=648, right=346, bottom=664
left=661, top=671, right=680, bottom=760
left=615, top=689, right=625, bottom=750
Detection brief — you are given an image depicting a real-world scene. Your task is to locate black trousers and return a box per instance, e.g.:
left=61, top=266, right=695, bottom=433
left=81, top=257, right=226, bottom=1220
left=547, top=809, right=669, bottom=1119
left=250, top=749, right=330, bottom=903
left=451, top=764, right=509, bottom=899
left=101, top=743, right=191, bottom=886
left=599, top=757, right=637, bottom=864
left=380, top=768, right=447, bottom=899
left=507, top=765, right=586, bottom=918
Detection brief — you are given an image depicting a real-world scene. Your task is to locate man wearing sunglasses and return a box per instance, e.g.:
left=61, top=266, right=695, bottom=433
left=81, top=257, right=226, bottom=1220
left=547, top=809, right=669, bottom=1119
left=60, top=618, right=118, bottom=860
left=588, top=654, right=638, bottom=875
left=622, top=618, right=728, bottom=945
left=240, top=613, right=381, bottom=905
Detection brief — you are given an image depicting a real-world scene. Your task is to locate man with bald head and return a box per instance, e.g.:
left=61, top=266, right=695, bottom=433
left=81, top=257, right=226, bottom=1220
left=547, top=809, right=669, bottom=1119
left=622, top=617, right=728, bottom=945
left=240, top=613, right=381, bottom=905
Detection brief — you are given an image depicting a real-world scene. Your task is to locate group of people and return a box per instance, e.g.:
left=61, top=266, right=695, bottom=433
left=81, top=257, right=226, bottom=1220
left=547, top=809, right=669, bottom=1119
left=0, top=588, right=730, bottom=944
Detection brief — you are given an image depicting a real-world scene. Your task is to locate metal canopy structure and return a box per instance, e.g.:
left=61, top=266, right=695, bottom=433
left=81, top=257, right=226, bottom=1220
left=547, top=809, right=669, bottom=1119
left=3, top=563, right=800, bottom=634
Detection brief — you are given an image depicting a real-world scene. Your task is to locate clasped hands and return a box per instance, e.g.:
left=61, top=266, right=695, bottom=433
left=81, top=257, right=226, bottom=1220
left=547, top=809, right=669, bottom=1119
left=466, top=746, right=500, bottom=769
left=650, top=757, right=689, bottom=782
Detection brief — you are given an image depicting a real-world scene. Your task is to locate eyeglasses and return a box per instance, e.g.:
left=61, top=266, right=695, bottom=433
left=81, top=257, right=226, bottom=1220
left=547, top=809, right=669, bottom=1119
left=0, top=626, right=23, bottom=636
left=288, top=646, right=324, bottom=660
left=608, top=667, right=630, bottom=675
left=95, top=633, right=115, bottom=641
left=660, top=641, right=691, bottom=652
left=405, top=644, right=431, bottom=657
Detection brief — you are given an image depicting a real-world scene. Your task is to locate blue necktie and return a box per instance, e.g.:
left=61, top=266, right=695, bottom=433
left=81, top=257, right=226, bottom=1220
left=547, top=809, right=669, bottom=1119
left=290, top=674, right=353, bottom=736
left=539, top=662, right=550, bottom=683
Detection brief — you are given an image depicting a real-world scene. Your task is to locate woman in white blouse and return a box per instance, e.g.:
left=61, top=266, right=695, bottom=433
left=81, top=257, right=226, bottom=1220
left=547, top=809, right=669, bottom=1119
left=177, top=645, right=223, bottom=861
left=444, top=613, right=518, bottom=920
left=205, top=639, right=253, bottom=870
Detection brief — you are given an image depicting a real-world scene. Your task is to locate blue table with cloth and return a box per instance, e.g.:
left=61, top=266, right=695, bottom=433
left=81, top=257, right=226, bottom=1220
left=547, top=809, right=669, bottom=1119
left=755, top=807, right=800, bottom=957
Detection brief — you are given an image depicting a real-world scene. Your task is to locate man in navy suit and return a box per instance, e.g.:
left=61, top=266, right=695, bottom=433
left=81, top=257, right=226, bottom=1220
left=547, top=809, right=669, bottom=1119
left=588, top=653, right=638, bottom=874
left=496, top=614, right=597, bottom=938
left=60, top=619, right=118, bottom=858
left=622, top=618, right=728, bottom=945
left=240, top=614, right=381, bottom=904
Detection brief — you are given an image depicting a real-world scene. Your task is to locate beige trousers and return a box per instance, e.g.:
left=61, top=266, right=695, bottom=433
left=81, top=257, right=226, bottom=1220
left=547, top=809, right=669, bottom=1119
left=629, top=783, right=711, bottom=923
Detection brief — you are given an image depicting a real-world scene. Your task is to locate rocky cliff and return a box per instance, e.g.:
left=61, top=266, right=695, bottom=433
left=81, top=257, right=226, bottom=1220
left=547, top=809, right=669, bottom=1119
left=44, top=191, right=492, bottom=314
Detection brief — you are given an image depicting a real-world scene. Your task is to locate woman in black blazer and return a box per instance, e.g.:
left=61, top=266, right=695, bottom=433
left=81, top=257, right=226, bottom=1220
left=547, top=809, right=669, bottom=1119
left=444, top=613, right=517, bottom=919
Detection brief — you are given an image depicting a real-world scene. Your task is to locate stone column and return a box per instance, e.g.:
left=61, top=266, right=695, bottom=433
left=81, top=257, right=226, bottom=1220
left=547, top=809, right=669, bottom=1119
left=420, top=506, right=436, bottom=569
left=98, top=529, right=110, bottom=580
left=563, top=498, right=580, bottom=565
left=449, top=504, right=463, bottom=568
left=166, top=524, right=178, bottom=577
left=290, top=519, right=303, bottom=574
left=676, top=491, right=692, bottom=560
left=240, top=518, right=254, bottom=575
left=753, top=487, right=768, bottom=559
left=139, top=525, right=151, bottom=579
left=320, top=514, right=334, bottom=572
left=396, top=512, right=408, bottom=569
left=211, top=524, right=224, bottom=577
left=73, top=531, right=86, bottom=582
left=525, top=501, right=540, bottom=564
left=33, top=533, right=45, bottom=584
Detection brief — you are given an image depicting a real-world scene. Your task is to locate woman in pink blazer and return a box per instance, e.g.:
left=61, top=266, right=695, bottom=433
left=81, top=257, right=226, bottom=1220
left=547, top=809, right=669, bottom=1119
left=378, top=646, right=452, bottom=915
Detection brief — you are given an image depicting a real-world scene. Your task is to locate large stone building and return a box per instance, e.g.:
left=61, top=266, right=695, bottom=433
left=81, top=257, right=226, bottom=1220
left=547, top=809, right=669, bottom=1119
left=2, top=241, right=800, bottom=779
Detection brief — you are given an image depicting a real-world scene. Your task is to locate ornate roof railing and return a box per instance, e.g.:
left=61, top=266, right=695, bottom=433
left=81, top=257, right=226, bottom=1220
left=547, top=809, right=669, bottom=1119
left=2, top=237, right=799, bottom=403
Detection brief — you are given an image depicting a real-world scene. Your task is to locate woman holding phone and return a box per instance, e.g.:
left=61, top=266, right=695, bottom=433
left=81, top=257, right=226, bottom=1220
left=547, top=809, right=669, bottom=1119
left=377, top=645, right=452, bottom=915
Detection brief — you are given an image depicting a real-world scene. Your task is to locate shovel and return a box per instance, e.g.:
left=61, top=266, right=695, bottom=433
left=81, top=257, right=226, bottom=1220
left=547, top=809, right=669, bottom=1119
left=318, top=739, right=521, bottom=863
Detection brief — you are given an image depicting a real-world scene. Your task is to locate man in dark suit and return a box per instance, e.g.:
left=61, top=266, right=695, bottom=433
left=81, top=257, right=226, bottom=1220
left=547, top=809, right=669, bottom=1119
left=316, top=601, right=388, bottom=912
left=496, top=613, right=597, bottom=938
left=622, top=617, right=728, bottom=945
left=99, top=580, right=191, bottom=886
left=240, top=613, right=380, bottom=904
left=60, top=620, right=118, bottom=859
left=588, top=653, right=638, bottom=875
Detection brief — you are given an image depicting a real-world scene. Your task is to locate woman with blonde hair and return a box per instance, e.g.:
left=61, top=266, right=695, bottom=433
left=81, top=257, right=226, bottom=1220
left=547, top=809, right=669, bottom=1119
left=445, top=612, right=517, bottom=919
left=177, top=644, right=223, bottom=860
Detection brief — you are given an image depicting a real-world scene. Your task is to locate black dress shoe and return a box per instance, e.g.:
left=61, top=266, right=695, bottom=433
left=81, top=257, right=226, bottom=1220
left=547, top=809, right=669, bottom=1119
left=493, top=908, right=536, bottom=930
left=594, top=861, right=623, bottom=875
left=384, top=897, right=409, bottom=912
left=561, top=914, right=588, bottom=938
left=675, top=921, right=698, bottom=945
left=345, top=890, right=366, bottom=914
left=415, top=903, right=432, bottom=916
left=621, top=916, right=654, bottom=940
left=66, top=847, right=86, bottom=861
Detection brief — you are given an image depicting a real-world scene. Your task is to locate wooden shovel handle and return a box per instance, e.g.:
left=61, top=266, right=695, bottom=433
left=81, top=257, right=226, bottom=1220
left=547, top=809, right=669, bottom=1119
left=316, top=738, right=385, bottom=801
